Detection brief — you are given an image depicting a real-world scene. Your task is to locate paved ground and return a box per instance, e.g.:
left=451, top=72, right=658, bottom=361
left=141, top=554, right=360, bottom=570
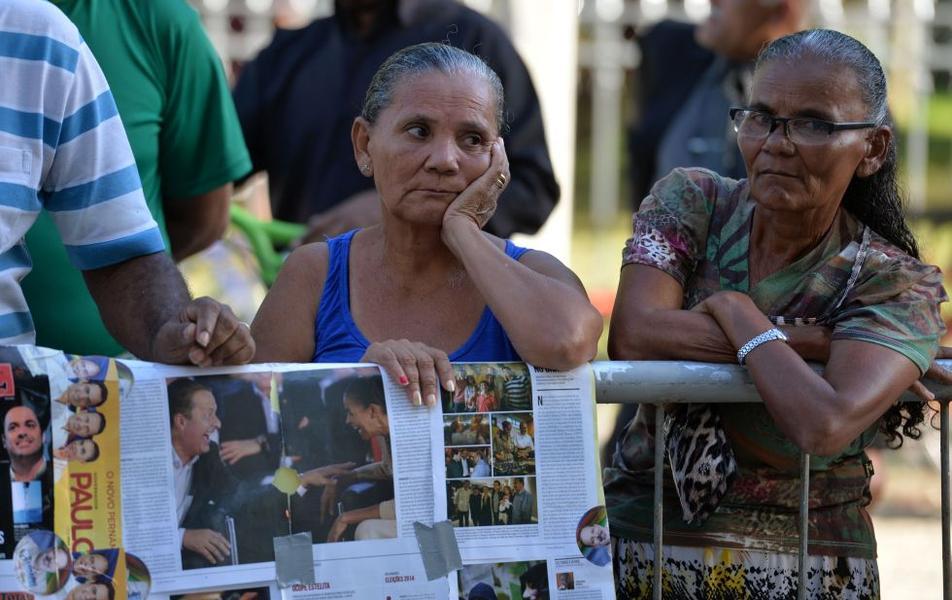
left=875, top=515, right=943, bottom=598
left=873, top=437, right=944, bottom=598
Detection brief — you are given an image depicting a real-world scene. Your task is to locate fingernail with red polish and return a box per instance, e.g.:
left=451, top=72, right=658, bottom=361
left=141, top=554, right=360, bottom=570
left=399, top=375, right=409, bottom=385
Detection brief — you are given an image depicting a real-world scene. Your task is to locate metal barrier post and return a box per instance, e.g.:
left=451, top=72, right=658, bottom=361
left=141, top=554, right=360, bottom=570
left=653, top=404, right=665, bottom=600
left=798, top=453, right=811, bottom=600
left=942, top=400, right=950, bottom=600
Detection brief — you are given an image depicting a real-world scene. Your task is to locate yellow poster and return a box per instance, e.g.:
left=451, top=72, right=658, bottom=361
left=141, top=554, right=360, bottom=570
left=51, top=356, right=126, bottom=600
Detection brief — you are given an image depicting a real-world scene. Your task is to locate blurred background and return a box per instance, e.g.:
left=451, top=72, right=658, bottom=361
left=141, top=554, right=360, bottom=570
left=180, top=2, right=949, bottom=595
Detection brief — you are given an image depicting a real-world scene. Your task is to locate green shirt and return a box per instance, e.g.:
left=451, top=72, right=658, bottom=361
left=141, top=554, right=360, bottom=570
left=605, top=168, right=947, bottom=558
left=23, top=0, right=251, bottom=355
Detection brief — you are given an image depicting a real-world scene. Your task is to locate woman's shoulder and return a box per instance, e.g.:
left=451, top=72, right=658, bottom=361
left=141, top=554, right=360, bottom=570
left=848, top=226, right=947, bottom=307
left=652, top=167, right=745, bottom=197
left=864, top=229, right=943, bottom=284
left=478, top=231, right=537, bottom=263
left=284, top=241, right=331, bottom=278
left=251, top=240, right=330, bottom=362
left=644, top=167, right=747, bottom=217
left=302, top=227, right=371, bottom=272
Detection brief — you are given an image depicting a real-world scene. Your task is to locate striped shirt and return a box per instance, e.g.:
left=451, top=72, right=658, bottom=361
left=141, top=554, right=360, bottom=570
left=502, top=374, right=530, bottom=410
left=0, top=0, right=163, bottom=344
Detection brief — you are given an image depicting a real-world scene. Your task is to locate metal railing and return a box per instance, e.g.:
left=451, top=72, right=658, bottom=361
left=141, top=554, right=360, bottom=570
left=592, top=360, right=952, bottom=600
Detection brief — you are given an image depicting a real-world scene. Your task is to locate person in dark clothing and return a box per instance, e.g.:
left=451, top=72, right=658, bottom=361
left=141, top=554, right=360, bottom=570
left=446, top=450, right=465, bottom=479
left=468, top=485, right=484, bottom=526
left=233, top=0, right=558, bottom=241
left=205, top=374, right=282, bottom=483
left=628, top=20, right=715, bottom=207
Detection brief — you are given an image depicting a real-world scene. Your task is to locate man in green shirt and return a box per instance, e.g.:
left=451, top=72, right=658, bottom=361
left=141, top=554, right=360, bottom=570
left=24, top=0, right=252, bottom=355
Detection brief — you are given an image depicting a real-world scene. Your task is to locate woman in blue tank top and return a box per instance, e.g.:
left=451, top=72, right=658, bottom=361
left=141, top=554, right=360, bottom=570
left=252, top=43, right=602, bottom=405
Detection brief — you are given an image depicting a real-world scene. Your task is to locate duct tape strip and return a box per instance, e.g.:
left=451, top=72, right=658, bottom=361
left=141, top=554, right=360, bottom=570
left=413, top=521, right=462, bottom=581
left=274, top=532, right=315, bottom=588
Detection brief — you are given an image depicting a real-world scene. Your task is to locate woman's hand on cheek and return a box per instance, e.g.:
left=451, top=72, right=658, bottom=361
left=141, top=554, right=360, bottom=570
left=442, top=138, right=509, bottom=235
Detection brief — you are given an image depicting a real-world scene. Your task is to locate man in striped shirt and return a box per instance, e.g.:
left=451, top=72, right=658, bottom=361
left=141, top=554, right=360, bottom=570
left=501, top=366, right=530, bottom=411
left=0, top=0, right=252, bottom=364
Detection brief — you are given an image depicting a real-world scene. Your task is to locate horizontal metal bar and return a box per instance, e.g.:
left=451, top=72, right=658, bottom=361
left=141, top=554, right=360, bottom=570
left=591, top=360, right=952, bottom=405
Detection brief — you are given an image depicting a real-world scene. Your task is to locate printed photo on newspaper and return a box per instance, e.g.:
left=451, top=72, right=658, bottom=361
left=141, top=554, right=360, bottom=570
left=0, top=348, right=615, bottom=599
left=437, top=363, right=616, bottom=600
left=116, top=360, right=447, bottom=598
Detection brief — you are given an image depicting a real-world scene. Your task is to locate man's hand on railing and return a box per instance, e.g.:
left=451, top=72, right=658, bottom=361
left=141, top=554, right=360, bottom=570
left=152, top=297, right=255, bottom=367
left=84, top=253, right=255, bottom=365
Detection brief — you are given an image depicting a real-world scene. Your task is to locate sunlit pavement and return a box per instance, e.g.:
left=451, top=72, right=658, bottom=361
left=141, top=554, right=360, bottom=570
left=875, top=515, right=942, bottom=598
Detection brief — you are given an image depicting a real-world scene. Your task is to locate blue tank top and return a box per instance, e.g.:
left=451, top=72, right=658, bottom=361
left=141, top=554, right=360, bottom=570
left=312, top=229, right=528, bottom=363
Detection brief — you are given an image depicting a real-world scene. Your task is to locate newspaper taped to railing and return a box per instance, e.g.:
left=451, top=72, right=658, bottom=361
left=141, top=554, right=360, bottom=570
left=0, top=346, right=616, bottom=599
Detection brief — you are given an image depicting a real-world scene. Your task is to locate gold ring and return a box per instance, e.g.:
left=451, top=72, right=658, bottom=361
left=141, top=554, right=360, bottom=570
left=495, top=173, right=508, bottom=188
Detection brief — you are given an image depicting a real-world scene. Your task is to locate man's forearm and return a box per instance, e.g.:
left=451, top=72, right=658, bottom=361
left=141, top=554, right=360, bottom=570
left=164, top=185, right=232, bottom=262
left=83, top=252, right=190, bottom=359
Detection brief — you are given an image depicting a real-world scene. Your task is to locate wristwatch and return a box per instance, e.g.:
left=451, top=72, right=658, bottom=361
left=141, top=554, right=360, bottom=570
left=736, top=328, right=788, bottom=365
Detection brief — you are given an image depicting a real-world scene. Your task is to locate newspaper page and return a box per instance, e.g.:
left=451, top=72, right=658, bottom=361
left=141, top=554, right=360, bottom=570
left=433, top=363, right=616, bottom=600
left=1, top=348, right=613, bottom=599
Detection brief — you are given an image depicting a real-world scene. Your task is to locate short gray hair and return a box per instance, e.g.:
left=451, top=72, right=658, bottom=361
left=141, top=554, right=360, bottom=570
left=361, top=42, right=505, bottom=133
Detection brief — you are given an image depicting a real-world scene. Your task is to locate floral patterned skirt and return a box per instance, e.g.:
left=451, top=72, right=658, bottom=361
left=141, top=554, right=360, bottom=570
left=613, top=538, right=879, bottom=600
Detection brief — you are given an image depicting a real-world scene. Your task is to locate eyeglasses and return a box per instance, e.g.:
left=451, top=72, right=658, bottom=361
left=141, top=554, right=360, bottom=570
left=729, top=108, right=877, bottom=146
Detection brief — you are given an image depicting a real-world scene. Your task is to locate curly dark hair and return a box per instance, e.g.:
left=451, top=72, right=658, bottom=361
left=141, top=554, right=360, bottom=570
left=758, top=30, right=926, bottom=447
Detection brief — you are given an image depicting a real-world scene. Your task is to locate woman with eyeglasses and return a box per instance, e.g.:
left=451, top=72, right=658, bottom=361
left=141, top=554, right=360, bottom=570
left=605, top=30, right=947, bottom=597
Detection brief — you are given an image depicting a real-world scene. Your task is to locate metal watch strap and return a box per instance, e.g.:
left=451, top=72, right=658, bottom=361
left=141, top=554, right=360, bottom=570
left=736, top=328, right=788, bottom=365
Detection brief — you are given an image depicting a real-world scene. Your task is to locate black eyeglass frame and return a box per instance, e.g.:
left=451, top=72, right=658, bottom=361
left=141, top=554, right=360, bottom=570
left=728, top=107, right=878, bottom=140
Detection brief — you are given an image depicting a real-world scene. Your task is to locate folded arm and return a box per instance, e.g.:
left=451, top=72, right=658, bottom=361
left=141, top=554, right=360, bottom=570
left=444, top=221, right=602, bottom=370
left=610, top=265, right=922, bottom=456
left=697, top=290, right=920, bottom=455
left=608, top=264, right=829, bottom=362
